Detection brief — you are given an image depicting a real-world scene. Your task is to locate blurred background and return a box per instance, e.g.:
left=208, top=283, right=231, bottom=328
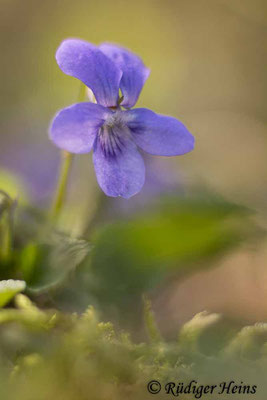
left=0, top=0, right=267, bottom=337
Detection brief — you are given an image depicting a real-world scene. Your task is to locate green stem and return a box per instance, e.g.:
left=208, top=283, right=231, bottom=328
left=1, top=212, right=13, bottom=262
left=0, top=191, right=13, bottom=262
left=51, top=150, right=73, bottom=220
left=50, top=82, right=87, bottom=221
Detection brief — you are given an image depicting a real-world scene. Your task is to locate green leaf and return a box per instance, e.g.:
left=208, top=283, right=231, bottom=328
left=25, top=233, right=91, bottom=294
left=0, top=190, right=11, bottom=218
left=178, top=311, right=239, bottom=355
left=0, top=279, right=26, bottom=308
left=88, top=197, right=262, bottom=307
left=224, top=323, right=267, bottom=360
left=0, top=169, right=28, bottom=205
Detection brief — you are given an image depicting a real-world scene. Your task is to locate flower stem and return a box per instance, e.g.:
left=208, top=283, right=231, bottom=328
left=50, top=82, right=87, bottom=221
left=0, top=191, right=14, bottom=262
left=1, top=212, right=13, bottom=262
left=51, top=150, right=73, bottom=220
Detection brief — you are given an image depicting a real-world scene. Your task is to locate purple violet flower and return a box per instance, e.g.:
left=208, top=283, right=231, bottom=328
left=50, top=39, right=194, bottom=198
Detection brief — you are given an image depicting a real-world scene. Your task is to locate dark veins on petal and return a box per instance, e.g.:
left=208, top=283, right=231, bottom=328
left=98, top=124, right=126, bottom=158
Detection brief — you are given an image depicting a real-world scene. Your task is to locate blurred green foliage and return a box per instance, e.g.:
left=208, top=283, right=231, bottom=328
left=79, top=196, right=262, bottom=326
left=0, top=190, right=264, bottom=323
left=0, top=279, right=25, bottom=308
left=0, top=295, right=265, bottom=399
left=23, top=234, right=91, bottom=293
left=0, top=181, right=265, bottom=398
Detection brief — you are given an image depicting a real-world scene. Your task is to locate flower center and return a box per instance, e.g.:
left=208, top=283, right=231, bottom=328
left=105, top=110, right=124, bottom=127
left=98, top=111, right=127, bottom=158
